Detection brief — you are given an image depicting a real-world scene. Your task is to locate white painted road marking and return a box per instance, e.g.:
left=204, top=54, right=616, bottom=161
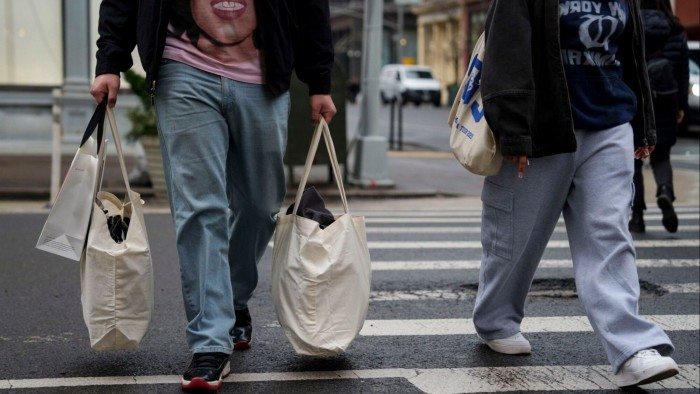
left=2, top=365, right=697, bottom=391
left=370, top=259, right=700, bottom=271
left=364, top=213, right=698, bottom=224
left=365, top=225, right=700, bottom=234
left=367, top=239, right=700, bottom=249
left=359, top=315, right=699, bottom=336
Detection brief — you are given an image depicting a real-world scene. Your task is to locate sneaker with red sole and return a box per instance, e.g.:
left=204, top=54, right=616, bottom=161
left=230, top=308, right=252, bottom=350
left=181, top=352, right=230, bottom=391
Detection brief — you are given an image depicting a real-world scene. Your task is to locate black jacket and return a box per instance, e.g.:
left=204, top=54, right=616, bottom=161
left=95, top=0, right=334, bottom=97
left=482, top=0, right=656, bottom=158
left=641, top=9, right=689, bottom=147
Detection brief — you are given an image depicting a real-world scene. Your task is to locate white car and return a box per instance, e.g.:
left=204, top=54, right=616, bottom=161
left=378, top=64, right=442, bottom=106
left=684, top=41, right=699, bottom=133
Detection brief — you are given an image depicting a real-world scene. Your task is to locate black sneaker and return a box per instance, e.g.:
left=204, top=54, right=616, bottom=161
left=181, top=352, right=230, bottom=391
left=657, top=192, right=678, bottom=233
left=629, top=211, right=645, bottom=233
left=230, top=308, right=252, bottom=350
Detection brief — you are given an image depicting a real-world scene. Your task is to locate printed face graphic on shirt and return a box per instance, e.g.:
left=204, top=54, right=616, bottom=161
left=169, top=0, right=259, bottom=64
left=191, top=0, right=257, bottom=46
left=559, top=1, right=628, bottom=67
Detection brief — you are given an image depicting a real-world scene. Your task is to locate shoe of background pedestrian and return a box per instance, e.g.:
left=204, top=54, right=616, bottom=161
left=657, top=187, right=678, bottom=233
left=181, top=352, right=231, bottom=391
left=479, top=332, right=531, bottom=355
left=629, top=211, right=645, bottom=233
left=230, top=308, right=252, bottom=350
left=616, top=348, right=679, bottom=387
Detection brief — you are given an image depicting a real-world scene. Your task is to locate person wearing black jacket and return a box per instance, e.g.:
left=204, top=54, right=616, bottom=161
left=629, top=0, right=690, bottom=233
left=472, top=0, right=678, bottom=388
left=90, top=1, right=336, bottom=391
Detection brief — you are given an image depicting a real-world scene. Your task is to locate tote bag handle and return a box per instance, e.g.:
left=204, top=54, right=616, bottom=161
left=103, top=107, right=136, bottom=202
left=293, top=119, right=348, bottom=215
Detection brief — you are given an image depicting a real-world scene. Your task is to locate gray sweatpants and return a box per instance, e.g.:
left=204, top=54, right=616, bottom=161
left=472, top=123, right=674, bottom=372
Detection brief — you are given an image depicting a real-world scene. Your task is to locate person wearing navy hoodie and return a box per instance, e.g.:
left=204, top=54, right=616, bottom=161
left=629, top=0, right=690, bottom=233
left=90, top=0, right=336, bottom=391
left=472, top=0, right=679, bottom=388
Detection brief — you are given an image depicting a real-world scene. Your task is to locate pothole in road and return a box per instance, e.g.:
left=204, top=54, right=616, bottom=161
left=460, top=278, right=668, bottom=298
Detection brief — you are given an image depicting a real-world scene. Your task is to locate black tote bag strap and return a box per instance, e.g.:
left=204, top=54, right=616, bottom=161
left=79, top=99, right=108, bottom=150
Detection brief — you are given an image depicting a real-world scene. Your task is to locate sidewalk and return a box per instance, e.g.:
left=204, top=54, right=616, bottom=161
left=2, top=142, right=697, bottom=213
left=0, top=144, right=486, bottom=212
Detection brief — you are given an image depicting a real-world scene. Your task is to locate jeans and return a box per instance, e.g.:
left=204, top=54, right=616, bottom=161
left=154, top=60, right=289, bottom=354
left=473, top=123, right=674, bottom=372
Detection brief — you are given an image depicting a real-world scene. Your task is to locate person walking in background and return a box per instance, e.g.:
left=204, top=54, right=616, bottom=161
left=629, top=0, right=690, bottom=233
left=472, top=0, right=679, bottom=388
left=90, top=0, right=336, bottom=391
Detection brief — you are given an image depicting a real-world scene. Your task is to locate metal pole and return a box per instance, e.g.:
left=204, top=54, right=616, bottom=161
left=397, top=5, right=404, bottom=63
left=389, top=100, right=395, bottom=150
left=351, top=0, right=394, bottom=187
left=50, top=88, right=63, bottom=206
left=398, top=98, right=403, bottom=151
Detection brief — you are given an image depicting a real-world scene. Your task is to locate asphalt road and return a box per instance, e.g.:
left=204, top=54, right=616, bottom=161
left=1, top=202, right=698, bottom=393
left=0, top=103, right=698, bottom=393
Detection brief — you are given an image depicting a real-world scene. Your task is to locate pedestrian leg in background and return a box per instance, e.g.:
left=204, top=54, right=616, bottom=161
left=562, top=124, right=677, bottom=386
left=650, top=145, right=678, bottom=232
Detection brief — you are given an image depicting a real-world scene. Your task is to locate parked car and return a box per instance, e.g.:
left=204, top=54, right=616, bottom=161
left=378, top=64, right=441, bottom=107
left=681, top=40, right=699, bottom=134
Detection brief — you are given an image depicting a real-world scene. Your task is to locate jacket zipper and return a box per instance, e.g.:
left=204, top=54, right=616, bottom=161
left=150, top=0, right=164, bottom=106
left=628, top=1, right=650, bottom=147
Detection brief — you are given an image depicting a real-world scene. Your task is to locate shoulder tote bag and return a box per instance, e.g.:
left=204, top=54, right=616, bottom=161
left=36, top=100, right=108, bottom=260
left=271, top=119, right=371, bottom=356
left=447, top=32, right=503, bottom=176
left=80, top=107, right=154, bottom=351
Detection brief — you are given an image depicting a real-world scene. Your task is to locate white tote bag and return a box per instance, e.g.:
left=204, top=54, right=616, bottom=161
left=448, top=32, right=503, bottom=176
left=36, top=101, right=108, bottom=260
left=80, top=107, right=154, bottom=351
left=271, top=119, right=371, bottom=356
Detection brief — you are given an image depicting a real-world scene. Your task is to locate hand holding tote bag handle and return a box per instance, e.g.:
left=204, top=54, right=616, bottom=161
left=271, top=119, right=371, bottom=356
left=80, top=107, right=154, bottom=351
left=447, top=32, right=503, bottom=176
left=36, top=100, right=108, bottom=261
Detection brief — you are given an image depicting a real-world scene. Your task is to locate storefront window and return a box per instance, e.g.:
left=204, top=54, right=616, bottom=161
left=468, top=9, right=487, bottom=55
left=0, top=0, right=62, bottom=86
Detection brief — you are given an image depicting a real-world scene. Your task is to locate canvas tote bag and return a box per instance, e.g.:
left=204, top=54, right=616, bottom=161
left=36, top=101, right=108, bottom=260
left=271, top=119, right=371, bottom=356
left=80, top=107, right=154, bottom=351
left=448, top=32, right=503, bottom=176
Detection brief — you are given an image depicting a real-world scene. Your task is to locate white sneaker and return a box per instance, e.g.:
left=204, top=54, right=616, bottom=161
left=479, top=332, right=531, bottom=355
left=616, top=349, right=679, bottom=387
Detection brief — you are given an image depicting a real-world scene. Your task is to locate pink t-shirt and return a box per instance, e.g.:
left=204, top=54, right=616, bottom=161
left=162, top=1, right=263, bottom=84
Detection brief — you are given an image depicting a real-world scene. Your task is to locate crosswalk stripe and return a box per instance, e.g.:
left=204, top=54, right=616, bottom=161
left=3, top=365, right=697, bottom=391
left=364, top=213, right=699, bottom=224
left=365, top=225, right=700, bottom=233
left=370, top=283, right=699, bottom=301
left=359, top=315, right=698, bottom=336
left=356, top=206, right=699, bottom=217
left=370, top=259, right=700, bottom=270
left=368, top=239, right=700, bottom=249
left=408, top=364, right=700, bottom=394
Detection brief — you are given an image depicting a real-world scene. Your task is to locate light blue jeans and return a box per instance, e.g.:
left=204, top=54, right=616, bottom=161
left=473, top=123, right=674, bottom=372
left=154, top=60, right=289, bottom=354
